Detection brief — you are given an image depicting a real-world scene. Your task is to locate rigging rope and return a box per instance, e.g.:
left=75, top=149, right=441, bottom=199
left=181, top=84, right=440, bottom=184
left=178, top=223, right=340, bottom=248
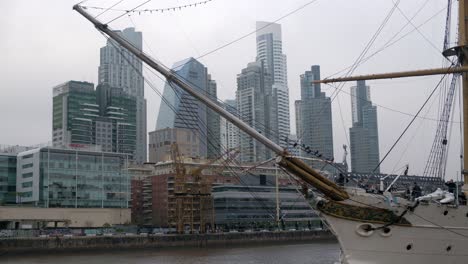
left=372, top=68, right=454, bottom=173
left=83, top=0, right=214, bottom=15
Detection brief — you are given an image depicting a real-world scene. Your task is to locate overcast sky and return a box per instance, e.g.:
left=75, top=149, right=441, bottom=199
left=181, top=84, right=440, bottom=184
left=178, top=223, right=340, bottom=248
left=1, top=0, right=462, bottom=178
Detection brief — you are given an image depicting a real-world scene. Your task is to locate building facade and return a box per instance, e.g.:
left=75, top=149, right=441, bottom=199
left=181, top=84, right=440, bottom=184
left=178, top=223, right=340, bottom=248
left=207, top=75, right=221, bottom=159
left=52, top=81, right=137, bottom=160
left=349, top=80, right=380, bottom=173
left=15, top=147, right=130, bottom=208
left=236, top=61, right=274, bottom=163
left=99, top=27, right=147, bottom=164
left=155, top=58, right=219, bottom=160
left=256, top=21, right=290, bottom=149
left=130, top=159, right=303, bottom=229
left=148, top=127, right=202, bottom=163
left=213, top=185, right=319, bottom=230
left=0, top=153, right=17, bottom=204
left=295, top=65, right=334, bottom=170
left=220, top=99, right=240, bottom=153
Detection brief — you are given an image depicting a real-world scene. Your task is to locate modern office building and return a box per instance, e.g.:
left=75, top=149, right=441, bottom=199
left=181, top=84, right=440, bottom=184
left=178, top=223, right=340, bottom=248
left=295, top=66, right=334, bottom=170
left=155, top=58, right=219, bottom=159
left=349, top=80, right=380, bottom=173
left=286, top=134, right=301, bottom=157
left=15, top=147, right=130, bottom=208
left=99, top=27, right=147, bottom=164
left=236, top=61, right=274, bottom=163
left=52, top=81, right=96, bottom=146
left=0, top=145, right=42, bottom=205
left=256, top=21, right=290, bottom=149
left=213, top=185, right=319, bottom=230
left=207, top=75, right=221, bottom=159
left=148, top=127, right=202, bottom=163
left=52, top=81, right=137, bottom=160
left=220, top=99, right=239, bottom=153
left=0, top=153, right=17, bottom=204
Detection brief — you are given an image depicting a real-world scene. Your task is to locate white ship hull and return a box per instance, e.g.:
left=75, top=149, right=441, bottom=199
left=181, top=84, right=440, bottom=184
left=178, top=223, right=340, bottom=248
left=319, top=192, right=468, bottom=264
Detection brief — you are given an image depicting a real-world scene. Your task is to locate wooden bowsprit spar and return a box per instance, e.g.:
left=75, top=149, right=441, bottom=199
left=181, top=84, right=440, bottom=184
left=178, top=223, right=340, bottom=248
left=73, top=4, right=349, bottom=201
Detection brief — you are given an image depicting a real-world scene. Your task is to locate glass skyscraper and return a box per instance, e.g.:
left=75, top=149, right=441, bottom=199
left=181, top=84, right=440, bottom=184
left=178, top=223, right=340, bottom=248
left=99, top=27, right=147, bottom=164
left=295, top=65, right=334, bottom=170
left=155, top=58, right=219, bottom=159
left=349, top=80, right=380, bottom=173
left=236, top=61, right=274, bottom=163
left=256, top=21, right=290, bottom=149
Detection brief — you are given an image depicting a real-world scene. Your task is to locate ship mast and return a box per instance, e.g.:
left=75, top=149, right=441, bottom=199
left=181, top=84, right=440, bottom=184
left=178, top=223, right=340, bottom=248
left=73, top=5, right=349, bottom=201
left=459, top=0, right=468, bottom=187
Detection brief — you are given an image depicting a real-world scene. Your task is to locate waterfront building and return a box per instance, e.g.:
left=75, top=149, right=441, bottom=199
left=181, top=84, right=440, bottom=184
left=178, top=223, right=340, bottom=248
left=349, top=80, right=380, bottom=173
left=156, top=58, right=219, bottom=159
left=128, top=163, right=155, bottom=225
left=220, top=99, right=240, bottom=153
left=52, top=81, right=137, bottom=160
left=0, top=152, right=17, bottom=204
left=148, top=127, right=202, bottom=163
left=213, top=185, right=318, bottom=230
left=236, top=61, right=274, bottom=163
left=256, top=21, right=290, bottom=149
left=99, top=27, right=147, bottom=164
left=295, top=65, right=334, bottom=171
left=15, top=147, right=130, bottom=208
left=131, top=159, right=302, bottom=229
left=0, top=145, right=45, bottom=205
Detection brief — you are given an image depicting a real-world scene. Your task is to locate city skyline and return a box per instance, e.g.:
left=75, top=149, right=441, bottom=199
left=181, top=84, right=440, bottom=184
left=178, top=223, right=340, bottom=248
left=0, top=0, right=458, bottom=177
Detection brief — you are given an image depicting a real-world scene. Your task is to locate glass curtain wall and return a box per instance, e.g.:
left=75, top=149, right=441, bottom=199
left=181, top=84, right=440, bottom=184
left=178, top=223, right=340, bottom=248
left=40, top=149, right=129, bottom=208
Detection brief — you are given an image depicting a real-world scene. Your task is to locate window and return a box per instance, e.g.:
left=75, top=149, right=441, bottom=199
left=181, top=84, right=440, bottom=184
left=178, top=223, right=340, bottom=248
left=22, top=182, right=33, bottom=188
left=22, top=154, right=33, bottom=159
left=22, top=191, right=33, bottom=198
left=22, top=163, right=33, bottom=169
left=22, top=172, right=33, bottom=178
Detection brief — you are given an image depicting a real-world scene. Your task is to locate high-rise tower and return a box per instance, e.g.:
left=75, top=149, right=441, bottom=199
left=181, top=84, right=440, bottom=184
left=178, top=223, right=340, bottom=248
left=99, top=27, right=147, bottom=164
left=256, top=21, right=290, bottom=148
left=154, top=58, right=219, bottom=160
left=349, top=80, right=380, bottom=173
left=236, top=61, right=274, bottom=163
left=52, top=81, right=137, bottom=158
left=295, top=65, right=334, bottom=170
left=220, top=99, right=240, bottom=153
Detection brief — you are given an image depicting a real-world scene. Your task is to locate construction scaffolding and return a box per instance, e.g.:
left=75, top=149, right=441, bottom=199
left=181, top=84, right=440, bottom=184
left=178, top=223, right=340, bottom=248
left=170, top=143, right=215, bottom=234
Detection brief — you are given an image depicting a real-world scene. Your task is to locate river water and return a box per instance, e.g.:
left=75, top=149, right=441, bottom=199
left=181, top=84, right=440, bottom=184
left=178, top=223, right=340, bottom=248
left=3, top=242, right=340, bottom=264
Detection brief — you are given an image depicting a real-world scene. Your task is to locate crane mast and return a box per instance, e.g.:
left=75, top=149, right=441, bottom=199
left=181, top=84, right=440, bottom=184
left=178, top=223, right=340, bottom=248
left=73, top=4, right=349, bottom=201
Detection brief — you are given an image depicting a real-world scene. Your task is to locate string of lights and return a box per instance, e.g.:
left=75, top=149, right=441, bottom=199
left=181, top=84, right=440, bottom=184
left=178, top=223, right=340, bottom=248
left=82, top=0, right=214, bottom=15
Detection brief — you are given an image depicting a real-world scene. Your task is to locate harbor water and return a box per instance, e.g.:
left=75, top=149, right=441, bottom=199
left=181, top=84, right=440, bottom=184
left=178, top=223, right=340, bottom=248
left=3, top=241, right=340, bottom=264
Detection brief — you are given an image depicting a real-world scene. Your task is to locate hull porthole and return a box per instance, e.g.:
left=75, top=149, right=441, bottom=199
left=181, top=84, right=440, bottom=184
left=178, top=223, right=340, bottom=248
left=356, top=223, right=375, bottom=237
left=379, top=227, right=392, bottom=237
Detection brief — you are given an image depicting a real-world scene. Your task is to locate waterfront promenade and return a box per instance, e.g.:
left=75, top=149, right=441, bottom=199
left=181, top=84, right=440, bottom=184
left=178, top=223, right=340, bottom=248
left=0, top=230, right=334, bottom=254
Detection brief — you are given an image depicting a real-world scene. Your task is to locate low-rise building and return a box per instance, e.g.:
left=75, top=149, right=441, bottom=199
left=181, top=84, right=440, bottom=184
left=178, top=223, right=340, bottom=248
left=130, top=159, right=318, bottom=230
left=15, top=146, right=131, bottom=208
left=213, top=185, right=319, bottom=230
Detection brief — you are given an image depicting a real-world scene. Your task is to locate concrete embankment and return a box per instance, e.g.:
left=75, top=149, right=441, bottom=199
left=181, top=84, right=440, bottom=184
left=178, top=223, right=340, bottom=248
left=0, top=231, right=335, bottom=254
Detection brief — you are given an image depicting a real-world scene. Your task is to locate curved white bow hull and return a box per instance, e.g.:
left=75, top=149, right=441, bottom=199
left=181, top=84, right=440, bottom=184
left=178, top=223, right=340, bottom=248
left=321, top=199, right=468, bottom=264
